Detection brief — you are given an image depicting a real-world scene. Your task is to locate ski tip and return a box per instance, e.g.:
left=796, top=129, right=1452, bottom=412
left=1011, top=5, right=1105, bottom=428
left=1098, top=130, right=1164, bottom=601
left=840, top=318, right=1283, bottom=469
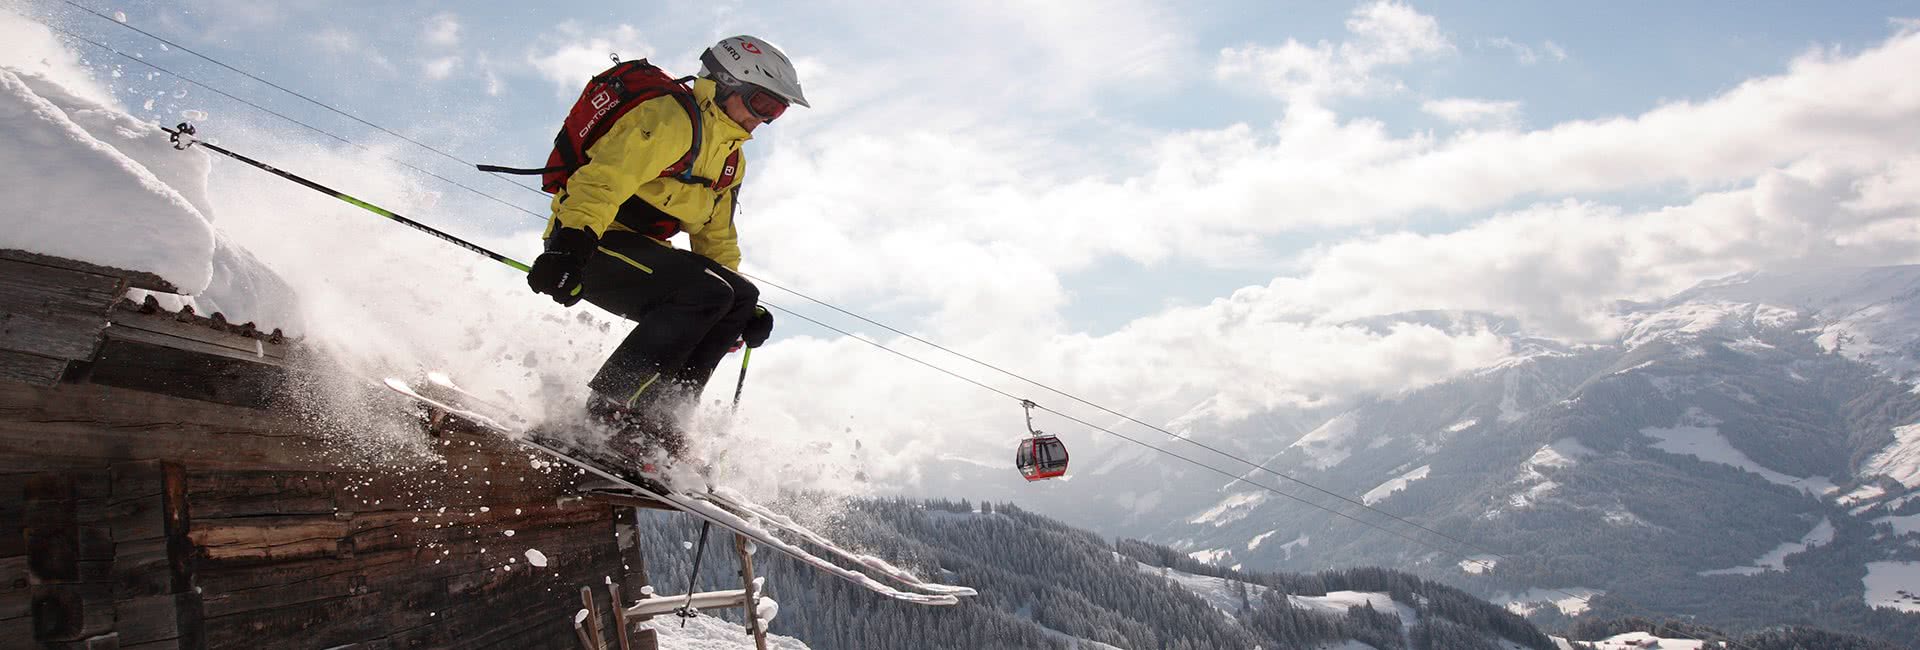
left=382, top=377, right=412, bottom=392
left=426, top=371, right=455, bottom=388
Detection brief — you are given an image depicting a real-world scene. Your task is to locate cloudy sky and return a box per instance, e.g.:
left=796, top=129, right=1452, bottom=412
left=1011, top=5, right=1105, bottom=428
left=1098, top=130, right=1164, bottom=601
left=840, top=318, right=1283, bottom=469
left=6, top=1, right=1920, bottom=497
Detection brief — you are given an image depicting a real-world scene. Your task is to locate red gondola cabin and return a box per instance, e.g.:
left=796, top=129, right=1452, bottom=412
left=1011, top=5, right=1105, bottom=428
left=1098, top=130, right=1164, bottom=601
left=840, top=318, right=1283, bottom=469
left=1016, top=435, right=1069, bottom=481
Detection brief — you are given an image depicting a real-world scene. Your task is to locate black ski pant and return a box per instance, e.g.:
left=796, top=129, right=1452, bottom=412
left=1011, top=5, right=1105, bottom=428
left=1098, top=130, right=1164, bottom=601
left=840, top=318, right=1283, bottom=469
left=580, top=230, right=759, bottom=413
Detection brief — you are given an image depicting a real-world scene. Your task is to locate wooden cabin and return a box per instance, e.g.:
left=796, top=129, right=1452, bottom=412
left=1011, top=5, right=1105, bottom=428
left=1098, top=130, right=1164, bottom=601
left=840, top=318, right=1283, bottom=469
left=0, top=250, right=769, bottom=649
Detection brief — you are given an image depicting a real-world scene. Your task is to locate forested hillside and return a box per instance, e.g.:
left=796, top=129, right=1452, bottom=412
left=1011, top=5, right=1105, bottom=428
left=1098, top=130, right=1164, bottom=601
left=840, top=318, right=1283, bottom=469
left=639, top=497, right=1558, bottom=649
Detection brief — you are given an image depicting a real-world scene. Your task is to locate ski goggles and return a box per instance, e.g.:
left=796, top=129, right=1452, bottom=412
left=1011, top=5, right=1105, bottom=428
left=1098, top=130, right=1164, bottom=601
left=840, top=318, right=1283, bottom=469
left=737, top=85, right=789, bottom=122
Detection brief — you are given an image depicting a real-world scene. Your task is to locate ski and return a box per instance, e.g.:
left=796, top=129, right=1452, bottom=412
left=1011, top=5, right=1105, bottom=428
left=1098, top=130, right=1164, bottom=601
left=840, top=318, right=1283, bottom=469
left=411, top=371, right=978, bottom=598
left=383, top=378, right=962, bottom=606
left=702, top=488, right=978, bottom=597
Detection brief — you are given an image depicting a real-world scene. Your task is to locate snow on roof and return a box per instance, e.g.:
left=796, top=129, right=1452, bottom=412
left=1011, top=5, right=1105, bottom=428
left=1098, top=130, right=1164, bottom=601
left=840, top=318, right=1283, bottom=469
left=0, top=64, right=302, bottom=334
left=0, top=66, right=214, bottom=293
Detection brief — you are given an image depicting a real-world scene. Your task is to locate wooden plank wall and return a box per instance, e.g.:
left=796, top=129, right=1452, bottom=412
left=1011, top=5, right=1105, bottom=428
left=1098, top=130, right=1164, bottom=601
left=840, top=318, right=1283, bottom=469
left=0, top=288, right=658, bottom=650
left=0, top=380, right=651, bottom=649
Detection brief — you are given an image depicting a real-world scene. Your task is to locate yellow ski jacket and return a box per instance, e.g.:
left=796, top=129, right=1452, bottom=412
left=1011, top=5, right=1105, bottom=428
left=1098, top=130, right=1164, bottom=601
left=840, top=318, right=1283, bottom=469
left=546, top=77, right=750, bottom=271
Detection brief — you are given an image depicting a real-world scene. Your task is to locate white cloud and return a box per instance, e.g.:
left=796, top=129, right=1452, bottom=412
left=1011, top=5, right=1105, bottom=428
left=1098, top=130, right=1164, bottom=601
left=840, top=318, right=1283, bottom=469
left=1175, top=29, right=1920, bottom=231
left=1420, top=97, right=1522, bottom=127
left=424, top=12, right=460, bottom=47
left=1481, top=37, right=1567, bottom=65
left=1542, top=40, right=1568, bottom=62
left=1216, top=1, right=1451, bottom=103
left=526, top=23, right=655, bottom=92
left=423, top=56, right=457, bottom=81
left=1271, top=156, right=1920, bottom=337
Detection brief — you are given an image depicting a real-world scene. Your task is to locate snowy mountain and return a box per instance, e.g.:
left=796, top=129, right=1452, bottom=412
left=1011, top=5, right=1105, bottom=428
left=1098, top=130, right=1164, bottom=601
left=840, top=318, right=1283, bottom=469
left=1086, top=267, right=1920, bottom=645
left=641, top=497, right=1565, bottom=650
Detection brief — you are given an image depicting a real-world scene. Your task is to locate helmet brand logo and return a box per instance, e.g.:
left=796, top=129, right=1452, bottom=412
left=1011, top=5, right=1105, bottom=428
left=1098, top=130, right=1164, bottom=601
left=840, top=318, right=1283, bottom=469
left=740, top=42, right=762, bottom=54
left=723, top=43, right=743, bottom=61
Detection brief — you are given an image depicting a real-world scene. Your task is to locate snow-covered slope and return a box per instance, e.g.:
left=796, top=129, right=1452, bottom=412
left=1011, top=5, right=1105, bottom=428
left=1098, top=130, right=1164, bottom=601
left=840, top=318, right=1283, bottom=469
left=1118, top=267, right=1920, bottom=645
left=1665, top=266, right=1920, bottom=385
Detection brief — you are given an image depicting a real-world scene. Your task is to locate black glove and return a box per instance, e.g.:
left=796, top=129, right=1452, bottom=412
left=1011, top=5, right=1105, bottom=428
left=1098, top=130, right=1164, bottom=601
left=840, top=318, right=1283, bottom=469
left=527, top=227, right=597, bottom=307
left=741, top=306, right=774, bottom=348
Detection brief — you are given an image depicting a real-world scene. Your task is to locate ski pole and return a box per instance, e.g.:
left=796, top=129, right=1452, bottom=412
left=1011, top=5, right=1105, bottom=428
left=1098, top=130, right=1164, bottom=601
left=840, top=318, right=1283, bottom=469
left=676, top=520, right=713, bottom=626
left=731, top=347, right=752, bottom=411
left=162, top=123, right=531, bottom=272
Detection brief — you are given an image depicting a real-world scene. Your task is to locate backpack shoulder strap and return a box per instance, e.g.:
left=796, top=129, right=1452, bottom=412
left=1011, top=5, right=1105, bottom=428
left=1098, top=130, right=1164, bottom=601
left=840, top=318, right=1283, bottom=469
left=666, top=83, right=702, bottom=183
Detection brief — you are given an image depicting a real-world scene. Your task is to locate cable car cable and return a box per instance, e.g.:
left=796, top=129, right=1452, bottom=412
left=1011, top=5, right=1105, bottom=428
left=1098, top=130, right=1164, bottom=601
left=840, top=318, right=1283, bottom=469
left=59, top=0, right=550, bottom=199
left=742, top=270, right=1507, bottom=563
left=33, top=17, right=550, bottom=223
left=758, top=299, right=1508, bottom=557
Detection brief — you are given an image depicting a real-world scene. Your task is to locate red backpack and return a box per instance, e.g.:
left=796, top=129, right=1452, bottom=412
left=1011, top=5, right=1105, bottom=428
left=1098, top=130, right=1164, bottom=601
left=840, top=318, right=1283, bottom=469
left=480, top=58, right=719, bottom=193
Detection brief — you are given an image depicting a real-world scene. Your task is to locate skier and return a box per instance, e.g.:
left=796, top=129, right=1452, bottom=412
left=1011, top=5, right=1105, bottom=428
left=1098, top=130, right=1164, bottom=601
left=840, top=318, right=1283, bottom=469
left=524, top=35, right=808, bottom=470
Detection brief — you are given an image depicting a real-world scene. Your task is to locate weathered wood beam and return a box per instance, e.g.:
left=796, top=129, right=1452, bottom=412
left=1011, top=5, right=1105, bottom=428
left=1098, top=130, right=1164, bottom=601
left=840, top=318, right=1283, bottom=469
left=0, top=382, right=318, bottom=474
left=737, top=534, right=768, bottom=650
left=581, top=586, right=606, bottom=650
left=608, top=583, right=631, bottom=650
left=0, top=250, right=175, bottom=294
left=622, top=589, right=750, bottom=618
left=0, top=349, right=69, bottom=386
left=84, top=337, right=286, bottom=408
left=0, top=256, right=123, bottom=368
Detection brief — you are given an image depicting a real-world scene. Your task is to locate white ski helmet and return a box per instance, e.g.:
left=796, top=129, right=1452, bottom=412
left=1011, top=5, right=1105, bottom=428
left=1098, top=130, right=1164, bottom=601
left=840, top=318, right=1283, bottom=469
left=698, top=35, right=809, bottom=108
